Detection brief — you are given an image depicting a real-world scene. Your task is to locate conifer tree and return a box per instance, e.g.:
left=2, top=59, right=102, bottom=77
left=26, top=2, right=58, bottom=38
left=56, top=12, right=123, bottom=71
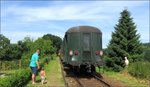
left=107, top=9, right=144, bottom=71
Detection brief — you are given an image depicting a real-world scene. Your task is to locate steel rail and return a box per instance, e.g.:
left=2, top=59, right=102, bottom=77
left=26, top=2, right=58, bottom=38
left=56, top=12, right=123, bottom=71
left=59, top=58, right=69, bottom=87
left=74, top=76, right=84, bottom=87
left=92, top=72, right=112, bottom=87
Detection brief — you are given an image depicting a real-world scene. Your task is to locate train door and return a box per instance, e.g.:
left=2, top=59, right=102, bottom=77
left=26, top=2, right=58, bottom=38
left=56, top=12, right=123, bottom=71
left=82, top=33, right=91, bottom=61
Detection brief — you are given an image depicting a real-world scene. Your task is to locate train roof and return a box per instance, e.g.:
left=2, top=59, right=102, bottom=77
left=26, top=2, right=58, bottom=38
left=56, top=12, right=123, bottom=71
left=66, top=26, right=102, bottom=33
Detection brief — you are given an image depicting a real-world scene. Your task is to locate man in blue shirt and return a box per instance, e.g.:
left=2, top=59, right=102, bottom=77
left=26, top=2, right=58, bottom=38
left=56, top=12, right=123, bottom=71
left=29, top=49, right=40, bottom=84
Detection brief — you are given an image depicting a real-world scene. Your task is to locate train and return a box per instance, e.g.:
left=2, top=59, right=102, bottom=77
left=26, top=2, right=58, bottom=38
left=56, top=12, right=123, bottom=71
left=61, top=26, right=103, bottom=72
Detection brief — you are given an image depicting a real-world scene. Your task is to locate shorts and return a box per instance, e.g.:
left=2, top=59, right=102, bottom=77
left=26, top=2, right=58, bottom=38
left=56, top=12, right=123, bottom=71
left=30, top=67, right=37, bottom=74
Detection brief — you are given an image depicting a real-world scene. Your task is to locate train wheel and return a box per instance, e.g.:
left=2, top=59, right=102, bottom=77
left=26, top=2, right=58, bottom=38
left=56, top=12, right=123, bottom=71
left=91, top=65, right=96, bottom=72
left=73, top=66, right=81, bottom=75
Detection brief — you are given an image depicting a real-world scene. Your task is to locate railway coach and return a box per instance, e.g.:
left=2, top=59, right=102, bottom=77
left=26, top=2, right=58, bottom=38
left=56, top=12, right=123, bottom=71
left=61, top=26, right=103, bottom=72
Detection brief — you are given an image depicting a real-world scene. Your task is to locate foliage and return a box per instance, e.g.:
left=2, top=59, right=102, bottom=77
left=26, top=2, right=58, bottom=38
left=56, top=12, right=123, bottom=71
left=20, top=37, right=55, bottom=68
left=0, top=34, right=10, bottom=49
left=0, top=60, right=21, bottom=70
left=42, top=34, right=62, bottom=53
left=0, top=34, right=10, bottom=60
left=0, top=33, right=60, bottom=86
left=128, top=61, right=150, bottom=79
left=0, top=34, right=26, bottom=60
left=0, top=68, right=30, bottom=87
left=106, top=9, right=144, bottom=71
left=32, top=38, right=55, bottom=55
left=7, top=44, right=23, bottom=60
left=143, top=43, right=150, bottom=61
left=143, top=43, right=150, bottom=47
left=0, top=55, right=51, bottom=87
left=0, top=34, right=58, bottom=59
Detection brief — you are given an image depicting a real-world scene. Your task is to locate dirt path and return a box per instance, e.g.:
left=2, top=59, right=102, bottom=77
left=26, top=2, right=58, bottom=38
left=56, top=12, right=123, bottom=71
left=26, top=58, right=64, bottom=87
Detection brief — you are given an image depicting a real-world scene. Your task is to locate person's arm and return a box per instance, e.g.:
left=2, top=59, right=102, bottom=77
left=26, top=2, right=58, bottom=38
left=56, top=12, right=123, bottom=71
left=44, top=72, right=46, bottom=77
left=35, top=53, right=40, bottom=69
left=36, top=61, right=40, bottom=69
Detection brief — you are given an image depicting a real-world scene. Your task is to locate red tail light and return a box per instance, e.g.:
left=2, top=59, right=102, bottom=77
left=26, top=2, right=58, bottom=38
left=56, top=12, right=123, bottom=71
left=95, top=50, right=103, bottom=56
left=69, top=50, right=73, bottom=56
left=100, top=50, right=103, bottom=56
left=95, top=51, right=99, bottom=55
left=74, top=50, right=78, bottom=55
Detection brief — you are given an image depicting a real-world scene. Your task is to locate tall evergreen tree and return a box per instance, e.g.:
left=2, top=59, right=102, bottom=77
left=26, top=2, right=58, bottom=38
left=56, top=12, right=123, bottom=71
left=107, top=9, right=144, bottom=71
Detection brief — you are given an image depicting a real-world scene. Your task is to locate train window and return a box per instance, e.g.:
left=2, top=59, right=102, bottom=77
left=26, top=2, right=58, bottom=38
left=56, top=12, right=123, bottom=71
left=83, top=33, right=90, bottom=51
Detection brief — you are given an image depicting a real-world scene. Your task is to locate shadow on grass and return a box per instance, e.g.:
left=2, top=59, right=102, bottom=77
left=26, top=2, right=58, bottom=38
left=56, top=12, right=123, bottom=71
left=36, top=79, right=41, bottom=83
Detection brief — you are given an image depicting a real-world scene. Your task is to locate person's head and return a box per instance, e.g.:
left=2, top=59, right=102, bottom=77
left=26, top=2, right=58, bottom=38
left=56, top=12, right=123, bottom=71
left=36, top=48, right=41, bottom=55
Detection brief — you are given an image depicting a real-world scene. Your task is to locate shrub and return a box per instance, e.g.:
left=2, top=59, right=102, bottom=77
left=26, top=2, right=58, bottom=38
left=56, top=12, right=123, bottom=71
left=128, top=61, right=150, bottom=79
left=0, top=68, right=30, bottom=87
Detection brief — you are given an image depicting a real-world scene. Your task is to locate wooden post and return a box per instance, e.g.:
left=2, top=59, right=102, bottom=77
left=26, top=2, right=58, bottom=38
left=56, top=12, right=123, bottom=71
left=19, top=59, right=21, bottom=69
left=0, top=61, right=1, bottom=70
left=3, top=62, right=5, bottom=70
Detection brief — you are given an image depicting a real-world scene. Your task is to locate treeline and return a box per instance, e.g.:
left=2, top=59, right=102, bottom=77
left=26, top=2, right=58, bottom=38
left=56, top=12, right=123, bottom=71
left=0, top=34, right=22, bottom=61
left=0, top=34, right=62, bottom=61
left=143, top=43, right=150, bottom=61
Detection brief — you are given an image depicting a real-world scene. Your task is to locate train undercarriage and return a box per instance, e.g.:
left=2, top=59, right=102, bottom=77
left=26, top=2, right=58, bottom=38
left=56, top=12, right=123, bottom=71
left=63, top=63, right=99, bottom=73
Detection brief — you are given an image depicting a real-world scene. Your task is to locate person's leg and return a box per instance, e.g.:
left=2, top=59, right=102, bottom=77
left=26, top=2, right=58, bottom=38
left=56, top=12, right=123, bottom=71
left=31, top=67, right=37, bottom=84
left=41, top=77, right=44, bottom=84
left=32, top=74, right=35, bottom=84
left=42, top=80, right=44, bottom=84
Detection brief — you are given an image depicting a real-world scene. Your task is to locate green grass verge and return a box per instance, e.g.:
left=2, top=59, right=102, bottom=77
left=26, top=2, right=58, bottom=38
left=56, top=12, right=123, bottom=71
left=97, top=67, right=149, bottom=87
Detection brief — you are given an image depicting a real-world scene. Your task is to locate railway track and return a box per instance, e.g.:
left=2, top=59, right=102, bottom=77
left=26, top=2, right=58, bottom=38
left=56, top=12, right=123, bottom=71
left=73, top=72, right=112, bottom=87
left=92, top=72, right=112, bottom=87
left=60, top=58, right=112, bottom=87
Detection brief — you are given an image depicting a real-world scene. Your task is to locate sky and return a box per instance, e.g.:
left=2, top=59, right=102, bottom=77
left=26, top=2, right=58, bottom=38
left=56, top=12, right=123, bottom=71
left=1, top=1, right=149, bottom=48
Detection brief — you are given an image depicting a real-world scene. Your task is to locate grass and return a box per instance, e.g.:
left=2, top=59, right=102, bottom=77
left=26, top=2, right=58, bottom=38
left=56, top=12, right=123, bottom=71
left=97, top=67, right=149, bottom=87
left=26, top=57, right=64, bottom=87
left=128, top=61, right=150, bottom=79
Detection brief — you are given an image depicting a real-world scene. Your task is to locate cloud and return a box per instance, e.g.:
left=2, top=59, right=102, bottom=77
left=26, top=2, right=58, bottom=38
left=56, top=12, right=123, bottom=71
left=3, top=30, right=65, bottom=43
left=3, top=31, right=45, bottom=43
left=1, top=1, right=149, bottom=47
left=2, top=1, right=147, bottom=22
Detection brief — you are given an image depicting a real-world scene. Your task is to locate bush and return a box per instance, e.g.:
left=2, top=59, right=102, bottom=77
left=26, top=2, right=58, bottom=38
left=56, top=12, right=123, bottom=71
left=128, top=61, right=150, bottom=79
left=0, top=68, right=30, bottom=87
left=144, top=48, right=150, bottom=61
left=103, top=56, right=124, bottom=72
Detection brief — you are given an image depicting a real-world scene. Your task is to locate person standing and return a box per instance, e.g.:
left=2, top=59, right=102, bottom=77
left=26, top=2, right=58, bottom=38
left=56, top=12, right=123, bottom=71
left=29, top=49, right=40, bottom=84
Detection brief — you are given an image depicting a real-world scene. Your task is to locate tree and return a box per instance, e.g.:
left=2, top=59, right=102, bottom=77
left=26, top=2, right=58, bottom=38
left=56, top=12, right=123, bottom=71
left=0, top=34, right=10, bottom=49
left=18, top=36, right=34, bottom=53
left=42, top=34, right=62, bottom=53
left=107, top=9, right=144, bottom=71
left=5, top=44, right=22, bottom=60
left=0, top=34, right=10, bottom=60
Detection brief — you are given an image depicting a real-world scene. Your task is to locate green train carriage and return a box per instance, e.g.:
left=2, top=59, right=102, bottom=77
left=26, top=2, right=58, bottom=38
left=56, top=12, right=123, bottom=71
left=62, top=26, right=103, bottom=72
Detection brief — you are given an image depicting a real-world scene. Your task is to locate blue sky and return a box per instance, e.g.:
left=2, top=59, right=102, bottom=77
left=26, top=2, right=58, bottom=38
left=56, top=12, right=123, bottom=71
left=1, top=1, right=149, bottom=48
